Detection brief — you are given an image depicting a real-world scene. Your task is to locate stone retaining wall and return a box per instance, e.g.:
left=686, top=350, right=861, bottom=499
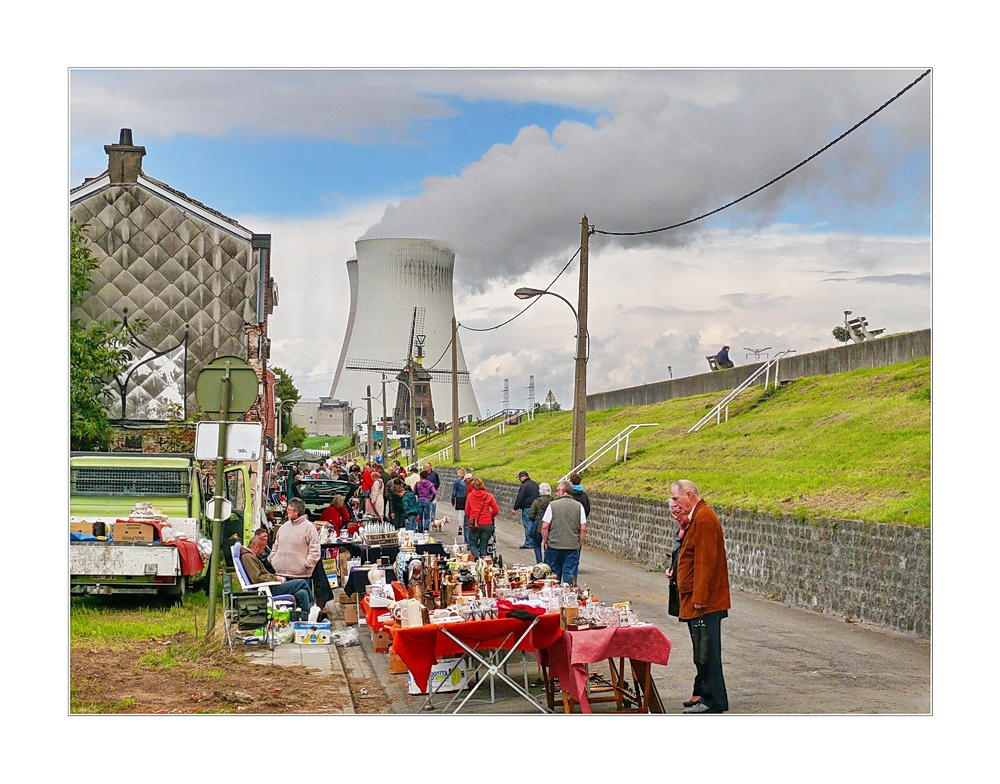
left=435, top=468, right=930, bottom=637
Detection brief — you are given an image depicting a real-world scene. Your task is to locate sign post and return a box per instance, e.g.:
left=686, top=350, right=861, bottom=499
left=195, top=356, right=259, bottom=636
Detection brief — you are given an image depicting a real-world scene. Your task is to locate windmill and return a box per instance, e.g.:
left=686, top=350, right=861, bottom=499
left=344, top=307, right=470, bottom=433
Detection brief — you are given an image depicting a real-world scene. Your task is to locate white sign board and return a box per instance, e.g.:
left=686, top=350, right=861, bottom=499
left=194, top=421, right=263, bottom=461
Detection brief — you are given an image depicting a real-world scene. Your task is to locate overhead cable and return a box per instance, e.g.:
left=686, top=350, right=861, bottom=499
left=593, top=68, right=931, bottom=237
left=458, top=244, right=583, bottom=333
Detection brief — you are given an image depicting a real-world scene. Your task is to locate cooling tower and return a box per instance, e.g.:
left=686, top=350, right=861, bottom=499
left=330, top=238, right=481, bottom=423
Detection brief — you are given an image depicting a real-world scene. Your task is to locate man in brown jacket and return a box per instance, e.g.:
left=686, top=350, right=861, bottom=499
left=671, top=479, right=730, bottom=714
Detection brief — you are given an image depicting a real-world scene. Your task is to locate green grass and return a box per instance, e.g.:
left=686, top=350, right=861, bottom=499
left=70, top=590, right=213, bottom=643
left=70, top=692, right=140, bottom=714
left=301, top=435, right=354, bottom=454
left=420, top=358, right=930, bottom=526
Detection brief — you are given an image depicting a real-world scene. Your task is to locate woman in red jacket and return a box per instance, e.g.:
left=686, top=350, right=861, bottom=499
left=321, top=495, right=354, bottom=536
left=462, top=477, right=499, bottom=559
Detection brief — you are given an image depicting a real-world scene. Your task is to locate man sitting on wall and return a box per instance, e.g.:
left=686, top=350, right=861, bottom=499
left=716, top=345, right=734, bottom=369
left=239, top=533, right=313, bottom=611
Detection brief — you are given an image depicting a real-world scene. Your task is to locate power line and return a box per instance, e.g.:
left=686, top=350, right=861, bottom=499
left=593, top=69, right=931, bottom=237
left=459, top=244, right=583, bottom=333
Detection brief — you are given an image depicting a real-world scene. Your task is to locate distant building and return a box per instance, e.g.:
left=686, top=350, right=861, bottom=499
left=292, top=397, right=353, bottom=437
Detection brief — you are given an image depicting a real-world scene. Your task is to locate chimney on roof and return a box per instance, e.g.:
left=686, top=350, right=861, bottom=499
left=104, top=128, right=146, bottom=184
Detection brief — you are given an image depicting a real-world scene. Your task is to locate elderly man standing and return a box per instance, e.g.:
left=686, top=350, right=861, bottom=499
left=540, top=480, right=586, bottom=584
left=670, top=479, right=731, bottom=714
left=270, top=498, right=321, bottom=587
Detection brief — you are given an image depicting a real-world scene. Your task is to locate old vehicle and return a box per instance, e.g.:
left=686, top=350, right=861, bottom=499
left=286, top=476, right=357, bottom=519
left=69, top=452, right=255, bottom=604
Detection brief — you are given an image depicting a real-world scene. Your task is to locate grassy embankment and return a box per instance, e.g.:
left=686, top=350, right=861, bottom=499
left=418, top=358, right=930, bottom=526
left=300, top=435, right=354, bottom=454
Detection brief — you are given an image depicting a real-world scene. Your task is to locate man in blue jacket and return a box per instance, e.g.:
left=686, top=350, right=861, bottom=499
left=716, top=345, right=734, bottom=369
left=513, top=470, right=540, bottom=549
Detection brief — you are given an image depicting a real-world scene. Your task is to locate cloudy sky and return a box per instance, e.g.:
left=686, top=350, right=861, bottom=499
left=69, top=68, right=931, bottom=414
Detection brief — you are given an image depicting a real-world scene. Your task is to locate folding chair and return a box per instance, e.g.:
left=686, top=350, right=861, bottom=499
left=230, top=542, right=297, bottom=650
left=421, top=615, right=549, bottom=714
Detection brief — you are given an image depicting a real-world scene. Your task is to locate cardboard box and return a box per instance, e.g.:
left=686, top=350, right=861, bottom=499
left=113, top=521, right=156, bottom=542
left=344, top=604, right=358, bottom=625
left=70, top=521, right=95, bottom=535
left=339, top=591, right=355, bottom=605
left=388, top=648, right=409, bottom=674
left=408, top=657, right=467, bottom=695
left=372, top=629, right=392, bottom=653
left=293, top=621, right=332, bottom=644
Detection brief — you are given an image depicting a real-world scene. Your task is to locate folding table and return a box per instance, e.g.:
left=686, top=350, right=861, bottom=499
left=392, top=614, right=562, bottom=714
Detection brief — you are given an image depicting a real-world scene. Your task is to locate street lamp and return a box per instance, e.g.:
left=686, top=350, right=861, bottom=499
left=514, top=286, right=590, bottom=470
left=275, top=398, right=296, bottom=455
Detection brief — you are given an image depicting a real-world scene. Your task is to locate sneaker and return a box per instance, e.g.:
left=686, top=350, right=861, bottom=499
left=682, top=702, right=712, bottom=714
left=518, top=544, right=532, bottom=549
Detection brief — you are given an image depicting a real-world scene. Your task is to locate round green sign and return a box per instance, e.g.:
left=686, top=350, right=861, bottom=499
left=195, top=355, right=260, bottom=420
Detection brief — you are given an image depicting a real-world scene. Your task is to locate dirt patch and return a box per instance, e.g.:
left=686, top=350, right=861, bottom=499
left=71, top=632, right=356, bottom=714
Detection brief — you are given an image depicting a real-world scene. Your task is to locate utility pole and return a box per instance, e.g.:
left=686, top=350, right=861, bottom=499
left=451, top=316, right=460, bottom=463
left=572, top=214, right=590, bottom=471
left=365, top=384, right=373, bottom=462
left=409, top=363, right=418, bottom=470
left=381, top=374, right=388, bottom=462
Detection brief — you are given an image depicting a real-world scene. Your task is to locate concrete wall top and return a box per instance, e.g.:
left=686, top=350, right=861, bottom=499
left=588, top=329, right=930, bottom=412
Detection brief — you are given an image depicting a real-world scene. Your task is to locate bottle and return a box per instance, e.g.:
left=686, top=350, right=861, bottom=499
left=308, top=604, right=321, bottom=623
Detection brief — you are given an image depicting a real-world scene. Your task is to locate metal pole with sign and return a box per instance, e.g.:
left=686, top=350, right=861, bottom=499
left=195, top=356, right=260, bottom=636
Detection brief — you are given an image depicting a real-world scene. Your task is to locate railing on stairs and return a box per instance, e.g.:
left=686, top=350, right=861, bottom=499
left=561, top=423, right=659, bottom=481
left=415, top=408, right=532, bottom=469
left=688, top=349, right=796, bottom=434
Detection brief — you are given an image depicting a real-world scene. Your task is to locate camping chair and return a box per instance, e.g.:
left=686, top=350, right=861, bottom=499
left=229, top=542, right=297, bottom=650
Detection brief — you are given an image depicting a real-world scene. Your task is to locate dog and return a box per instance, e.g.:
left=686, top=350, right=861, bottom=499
left=429, top=515, right=450, bottom=532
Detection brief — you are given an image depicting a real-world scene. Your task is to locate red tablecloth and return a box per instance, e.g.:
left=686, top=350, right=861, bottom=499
left=360, top=584, right=407, bottom=630
left=392, top=613, right=561, bottom=693
left=542, top=624, right=672, bottom=713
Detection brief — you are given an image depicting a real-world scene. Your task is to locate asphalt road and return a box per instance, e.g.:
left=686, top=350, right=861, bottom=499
left=423, top=497, right=930, bottom=715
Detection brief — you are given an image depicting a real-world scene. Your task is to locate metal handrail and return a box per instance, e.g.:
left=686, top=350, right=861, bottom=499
left=688, top=350, right=796, bottom=433
left=562, top=423, right=659, bottom=481
left=415, top=408, right=530, bottom=469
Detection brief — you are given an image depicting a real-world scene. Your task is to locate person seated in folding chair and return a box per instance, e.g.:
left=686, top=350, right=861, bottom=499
left=238, top=533, right=313, bottom=612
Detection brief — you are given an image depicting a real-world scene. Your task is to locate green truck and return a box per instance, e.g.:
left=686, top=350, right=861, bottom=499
left=69, top=452, right=256, bottom=604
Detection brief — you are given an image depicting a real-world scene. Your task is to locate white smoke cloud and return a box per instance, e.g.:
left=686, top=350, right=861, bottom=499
left=362, top=70, right=930, bottom=289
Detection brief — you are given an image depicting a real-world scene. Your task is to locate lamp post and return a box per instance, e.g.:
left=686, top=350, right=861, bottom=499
left=275, top=398, right=295, bottom=455
left=514, top=286, right=589, bottom=470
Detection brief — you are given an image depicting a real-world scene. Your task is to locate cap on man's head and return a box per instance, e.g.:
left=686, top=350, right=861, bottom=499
left=518, top=471, right=529, bottom=479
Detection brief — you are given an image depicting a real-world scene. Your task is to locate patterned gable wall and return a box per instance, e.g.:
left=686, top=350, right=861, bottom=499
left=71, top=184, right=259, bottom=419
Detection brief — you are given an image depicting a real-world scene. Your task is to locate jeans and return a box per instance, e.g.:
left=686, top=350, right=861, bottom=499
left=405, top=517, right=418, bottom=531
left=456, top=510, right=470, bottom=545
left=468, top=524, right=494, bottom=559
left=417, top=499, right=432, bottom=533
left=519, top=508, right=533, bottom=545
left=272, top=578, right=313, bottom=612
left=543, top=548, right=580, bottom=585
left=430, top=500, right=438, bottom=520
left=686, top=610, right=729, bottom=712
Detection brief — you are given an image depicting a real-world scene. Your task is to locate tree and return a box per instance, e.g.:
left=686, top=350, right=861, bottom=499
left=271, top=365, right=301, bottom=436
left=284, top=424, right=307, bottom=449
left=831, top=326, right=852, bottom=344
left=70, top=222, right=142, bottom=450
